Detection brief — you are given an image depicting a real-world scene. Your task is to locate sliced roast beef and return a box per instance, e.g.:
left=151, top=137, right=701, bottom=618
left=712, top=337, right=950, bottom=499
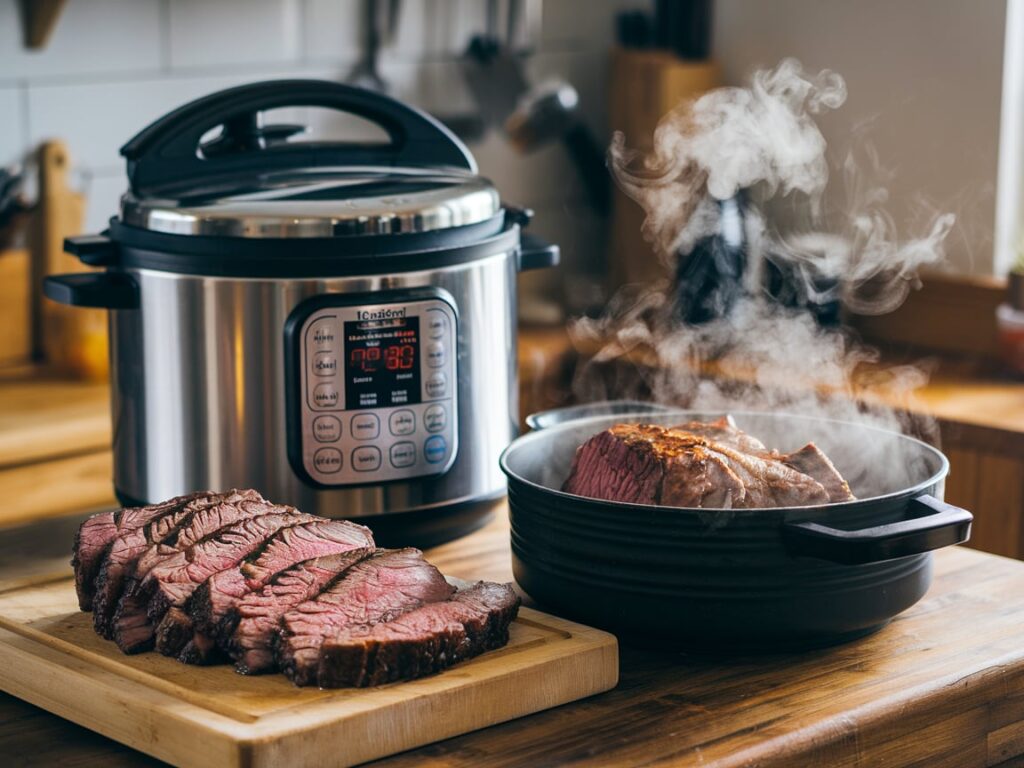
left=175, top=519, right=375, bottom=664
left=73, top=489, right=520, bottom=686
left=111, top=498, right=299, bottom=653
left=72, top=492, right=205, bottom=611
left=146, top=510, right=316, bottom=618
left=226, top=549, right=373, bottom=675
left=781, top=443, right=855, bottom=503
left=277, top=548, right=455, bottom=686
left=687, top=438, right=831, bottom=508
left=317, top=582, right=520, bottom=688
left=134, top=494, right=277, bottom=581
left=676, top=417, right=855, bottom=503
left=563, top=422, right=843, bottom=509
left=671, top=416, right=768, bottom=454
left=92, top=489, right=264, bottom=638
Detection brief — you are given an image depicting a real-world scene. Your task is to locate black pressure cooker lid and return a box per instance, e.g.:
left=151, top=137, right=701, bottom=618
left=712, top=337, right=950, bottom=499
left=117, top=80, right=502, bottom=239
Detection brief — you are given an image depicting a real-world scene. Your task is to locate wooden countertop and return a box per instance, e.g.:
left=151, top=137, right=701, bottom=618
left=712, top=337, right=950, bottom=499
left=898, top=357, right=1024, bottom=445
left=4, top=329, right=1023, bottom=455
left=0, top=377, right=109, bottom=467
left=3, top=328, right=1024, bottom=562
left=4, top=507, right=1024, bottom=767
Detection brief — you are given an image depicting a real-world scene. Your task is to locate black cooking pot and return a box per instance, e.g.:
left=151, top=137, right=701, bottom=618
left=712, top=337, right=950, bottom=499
left=500, top=403, right=973, bottom=651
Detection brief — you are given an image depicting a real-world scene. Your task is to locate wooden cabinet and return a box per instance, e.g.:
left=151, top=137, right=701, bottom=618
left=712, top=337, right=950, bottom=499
left=943, top=429, right=1024, bottom=559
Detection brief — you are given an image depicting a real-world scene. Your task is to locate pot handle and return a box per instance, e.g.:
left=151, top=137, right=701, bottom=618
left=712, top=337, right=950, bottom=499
left=43, top=273, right=139, bottom=309
left=120, top=79, right=476, bottom=196
left=525, top=400, right=674, bottom=431
left=518, top=233, right=560, bottom=272
left=65, top=234, right=118, bottom=267
left=782, top=494, right=973, bottom=565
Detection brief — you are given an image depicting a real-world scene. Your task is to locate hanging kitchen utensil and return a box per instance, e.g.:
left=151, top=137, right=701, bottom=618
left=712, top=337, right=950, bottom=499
left=674, top=193, right=747, bottom=324
left=347, top=0, right=391, bottom=93
left=505, top=80, right=611, bottom=217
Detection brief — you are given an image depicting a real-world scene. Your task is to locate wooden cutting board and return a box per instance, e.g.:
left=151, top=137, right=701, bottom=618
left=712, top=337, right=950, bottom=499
left=0, top=577, right=618, bottom=768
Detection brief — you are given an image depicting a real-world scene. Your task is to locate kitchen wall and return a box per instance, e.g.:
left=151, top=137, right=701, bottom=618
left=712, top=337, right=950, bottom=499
left=714, top=0, right=1008, bottom=277
left=0, top=0, right=644, bottom=305
left=1, top=0, right=1009, bottom=284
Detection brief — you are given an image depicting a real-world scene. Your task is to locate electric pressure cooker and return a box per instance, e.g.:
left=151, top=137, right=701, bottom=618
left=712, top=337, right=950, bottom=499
left=44, top=80, right=559, bottom=546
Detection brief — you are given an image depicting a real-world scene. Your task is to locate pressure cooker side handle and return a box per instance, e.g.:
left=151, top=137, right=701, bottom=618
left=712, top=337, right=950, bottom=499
left=65, top=234, right=119, bottom=267
left=518, top=233, right=561, bottom=272
left=121, top=79, right=476, bottom=196
left=43, top=273, right=140, bottom=310
left=782, top=494, right=973, bottom=565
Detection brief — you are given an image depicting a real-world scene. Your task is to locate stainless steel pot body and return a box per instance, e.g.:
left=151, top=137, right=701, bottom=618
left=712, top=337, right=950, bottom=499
left=109, top=248, right=518, bottom=522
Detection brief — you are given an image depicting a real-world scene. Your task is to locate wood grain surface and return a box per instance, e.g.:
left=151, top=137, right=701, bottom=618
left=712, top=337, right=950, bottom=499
left=0, top=508, right=616, bottom=768
left=3, top=506, right=1024, bottom=767
left=850, top=270, right=1006, bottom=360
left=607, top=49, right=719, bottom=288
left=0, top=451, right=114, bottom=528
left=0, top=377, right=111, bottom=468
left=0, top=248, right=31, bottom=368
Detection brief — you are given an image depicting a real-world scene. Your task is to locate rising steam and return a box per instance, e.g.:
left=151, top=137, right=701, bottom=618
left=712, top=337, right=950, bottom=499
left=606, top=58, right=953, bottom=314
left=570, top=59, right=955, bottom=493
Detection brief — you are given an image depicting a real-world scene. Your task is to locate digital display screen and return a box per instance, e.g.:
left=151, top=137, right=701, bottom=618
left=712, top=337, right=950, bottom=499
left=343, top=316, right=421, bottom=409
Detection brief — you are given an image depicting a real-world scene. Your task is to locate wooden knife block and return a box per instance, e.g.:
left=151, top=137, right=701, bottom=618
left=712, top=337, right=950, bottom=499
left=606, top=49, right=719, bottom=289
left=0, top=140, right=106, bottom=378
left=0, top=248, right=31, bottom=370
left=30, top=141, right=108, bottom=380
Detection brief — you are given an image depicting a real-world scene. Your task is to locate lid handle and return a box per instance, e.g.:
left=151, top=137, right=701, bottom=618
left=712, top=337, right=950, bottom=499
left=120, top=79, right=477, bottom=196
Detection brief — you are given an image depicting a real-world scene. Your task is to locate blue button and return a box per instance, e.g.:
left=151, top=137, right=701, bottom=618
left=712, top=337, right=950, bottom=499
left=424, top=435, right=446, bottom=464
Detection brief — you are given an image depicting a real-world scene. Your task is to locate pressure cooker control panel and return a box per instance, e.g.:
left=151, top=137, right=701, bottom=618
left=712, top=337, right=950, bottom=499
left=286, top=290, right=458, bottom=486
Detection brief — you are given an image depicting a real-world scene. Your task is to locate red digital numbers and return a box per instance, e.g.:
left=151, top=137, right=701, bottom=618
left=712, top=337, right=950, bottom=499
left=350, top=346, right=381, bottom=373
left=385, top=344, right=415, bottom=371
left=351, top=344, right=414, bottom=373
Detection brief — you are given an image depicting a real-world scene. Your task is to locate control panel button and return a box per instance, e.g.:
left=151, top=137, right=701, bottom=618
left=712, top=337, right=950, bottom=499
left=390, top=441, right=416, bottom=468
left=424, top=435, right=447, bottom=463
left=389, top=409, right=416, bottom=436
left=310, top=322, right=336, bottom=348
left=350, top=413, right=380, bottom=440
left=424, top=404, right=447, bottom=433
left=426, top=312, right=448, bottom=339
left=312, top=383, right=339, bottom=409
left=313, top=447, right=343, bottom=474
left=426, top=342, right=445, bottom=368
left=313, top=352, right=337, bottom=377
left=312, top=415, right=341, bottom=443
left=352, top=446, right=382, bottom=472
left=425, top=372, right=447, bottom=398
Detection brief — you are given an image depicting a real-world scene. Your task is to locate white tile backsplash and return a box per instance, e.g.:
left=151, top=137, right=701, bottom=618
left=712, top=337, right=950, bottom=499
left=0, top=0, right=163, bottom=83
left=80, top=171, right=127, bottom=233
left=168, top=0, right=304, bottom=70
left=472, top=130, right=588, bottom=208
left=303, top=0, right=364, bottom=63
left=539, top=0, right=646, bottom=52
left=0, top=87, right=25, bottom=166
left=377, top=56, right=476, bottom=114
left=390, top=0, right=487, bottom=59
left=1, top=0, right=638, bottom=295
left=26, top=68, right=340, bottom=172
